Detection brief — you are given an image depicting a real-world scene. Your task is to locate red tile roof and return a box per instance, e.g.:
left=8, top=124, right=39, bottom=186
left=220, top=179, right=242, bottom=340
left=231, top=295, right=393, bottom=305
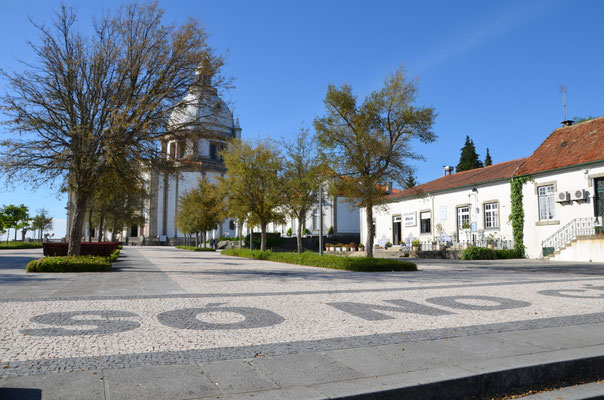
left=384, top=158, right=527, bottom=201
left=514, top=117, right=604, bottom=176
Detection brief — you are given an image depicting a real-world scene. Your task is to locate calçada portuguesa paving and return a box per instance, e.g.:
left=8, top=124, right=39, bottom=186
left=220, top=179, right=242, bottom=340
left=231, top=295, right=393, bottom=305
left=0, top=246, right=603, bottom=399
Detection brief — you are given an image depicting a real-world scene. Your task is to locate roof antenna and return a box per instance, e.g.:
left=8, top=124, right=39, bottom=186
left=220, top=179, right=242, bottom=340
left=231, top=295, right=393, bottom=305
left=560, top=84, right=573, bottom=127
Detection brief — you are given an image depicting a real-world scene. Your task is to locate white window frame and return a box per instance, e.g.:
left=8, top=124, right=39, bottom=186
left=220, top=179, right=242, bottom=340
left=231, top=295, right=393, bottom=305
left=484, top=202, right=499, bottom=229
left=420, top=211, right=431, bottom=234
left=538, top=185, right=555, bottom=221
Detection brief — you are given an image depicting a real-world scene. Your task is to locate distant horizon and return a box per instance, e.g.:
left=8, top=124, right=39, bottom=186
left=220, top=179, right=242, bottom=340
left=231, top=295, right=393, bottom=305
left=2, top=0, right=603, bottom=238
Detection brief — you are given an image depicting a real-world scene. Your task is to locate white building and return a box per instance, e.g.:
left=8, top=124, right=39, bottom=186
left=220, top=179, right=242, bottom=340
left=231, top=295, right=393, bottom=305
left=361, top=117, right=604, bottom=261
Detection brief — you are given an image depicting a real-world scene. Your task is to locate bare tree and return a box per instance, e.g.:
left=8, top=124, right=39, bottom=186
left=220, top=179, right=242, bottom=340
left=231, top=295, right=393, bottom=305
left=0, top=3, right=228, bottom=255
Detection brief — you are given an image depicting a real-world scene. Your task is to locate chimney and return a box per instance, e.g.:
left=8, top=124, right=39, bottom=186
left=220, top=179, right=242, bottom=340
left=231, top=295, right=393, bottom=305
left=443, top=166, right=454, bottom=176
left=385, top=182, right=393, bottom=194
left=561, top=120, right=574, bottom=127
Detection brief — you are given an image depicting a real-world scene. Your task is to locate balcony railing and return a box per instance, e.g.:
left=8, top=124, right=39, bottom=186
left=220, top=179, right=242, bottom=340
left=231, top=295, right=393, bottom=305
left=541, top=217, right=597, bottom=256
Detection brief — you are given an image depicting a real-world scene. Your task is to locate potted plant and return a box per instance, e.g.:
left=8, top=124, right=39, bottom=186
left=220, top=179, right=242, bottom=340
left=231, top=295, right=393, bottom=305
left=385, top=241, right=392, bottom=249
left=595, top=226, right=603, bottom=235
left=412, top=239, right=420, bottom=251
left=335, top=243, right=345, bottom=252
left=358, top=243, right=365, bottom=252
left=486, top=233, right=496, bottom=249
left=348, top=242, right=357, bottom=251
left=327, top=226, right=334, bottom=237
left=325, top=243, right=334, bottom=251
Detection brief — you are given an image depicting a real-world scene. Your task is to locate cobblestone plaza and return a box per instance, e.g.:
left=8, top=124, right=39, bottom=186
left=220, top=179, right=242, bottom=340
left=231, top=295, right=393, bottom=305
left=1, top=247, right=603, bottom=381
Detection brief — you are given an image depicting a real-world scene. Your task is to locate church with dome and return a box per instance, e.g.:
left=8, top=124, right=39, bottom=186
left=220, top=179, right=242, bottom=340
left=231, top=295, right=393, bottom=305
left=141, top=75, right=242, bottom=244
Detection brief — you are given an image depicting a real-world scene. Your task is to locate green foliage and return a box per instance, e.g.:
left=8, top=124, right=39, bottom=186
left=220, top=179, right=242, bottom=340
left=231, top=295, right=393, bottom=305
left=286, top=227, right=292, bottom=236
left=456, top=136, right=483, bottom=172
left=30, top=208, right=53, bottom=241
left=175, top=245, right=216, bottom=252
left=244, top=232, right=284, bottom=250
left=0, top=204, right=30, bottom=241
left=26, top=256, right=112, bottom=272
left=0, top=241, right=44, bottom=249
left=109, top=249, right=120, bottom=262
left=222, top=249, right=417, bottom=272
left=220, top=140, right=285, bottom=251
left=328, top=226, right=334, bottom=235
left=314, top=67, right=436, bottom=257
left=404, top=175, right=418, bottom=189
left=176, top=179, right=225, bottom=236
left=461, top=246, right=521, bottom=260
left=484, top=148, right=493, bottom=166
left=412, top=239, right=420, bottom=247
left=572, top=115, right=595, bottom=124
left=509, top=176, right=530, bottom=257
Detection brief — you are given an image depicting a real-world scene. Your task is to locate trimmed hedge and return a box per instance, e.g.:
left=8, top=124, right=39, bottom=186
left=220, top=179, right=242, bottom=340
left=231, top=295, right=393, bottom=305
left=0, top=242, right=44, bottom=249
left=110, top=249, right=120, bottom=262
left=26, top=256, right=112, bottom=272
left=222, top=249, right=417, bottom=272
left=175, top=245, right=215, bottom=252
left=461, top=246, right=522, bottom=260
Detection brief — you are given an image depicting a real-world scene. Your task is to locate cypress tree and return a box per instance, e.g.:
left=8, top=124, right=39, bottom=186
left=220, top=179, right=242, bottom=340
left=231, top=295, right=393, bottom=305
left=456, top=135, right=483, bottom=172
left=484, top=148, right=492, bottom=166
left=404, top=175, right=418, bottom=189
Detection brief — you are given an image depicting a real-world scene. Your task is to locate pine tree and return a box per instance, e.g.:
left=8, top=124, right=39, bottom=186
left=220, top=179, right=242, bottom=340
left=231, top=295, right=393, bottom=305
left=456, top=136, right=483, bottom=172
left=484, top=148, right=492, bottom=166
left=404, top=175, right=418, bottom=189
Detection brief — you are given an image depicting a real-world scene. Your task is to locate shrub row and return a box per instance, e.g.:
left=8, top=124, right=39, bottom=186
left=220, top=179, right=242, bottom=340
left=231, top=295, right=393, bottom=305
left=175, top=245, right=215, bottom=252
left=26, top=256, right=112, bottom=272
left=0, top=241, right=44, bottom=249
left=221, top=249, right=417, bottom=272
left=461, top=246, right=522, bottom=260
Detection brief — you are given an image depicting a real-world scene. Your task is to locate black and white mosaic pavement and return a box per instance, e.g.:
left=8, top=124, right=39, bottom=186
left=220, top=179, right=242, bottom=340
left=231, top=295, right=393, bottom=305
left=0, top=247, right=603, bottom=377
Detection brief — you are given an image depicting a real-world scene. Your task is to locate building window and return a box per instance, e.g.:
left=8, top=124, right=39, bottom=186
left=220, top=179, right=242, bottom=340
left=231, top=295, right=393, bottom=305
left=229, top=220, right=236, bottom=230
left=209, top=143, right=217, bottom=159
left=312, top=208, right=319, bottom=231
left=178, top=140, right=186, bottom=158
left=484, top=203, right=499, bottom=228
left=420, top=211, right=431, bottom=234
left=168, top=142, right=176, bottom=159
left=538, top=185, right=555, bottom=220
left=457, top=206, right=470, bottom=230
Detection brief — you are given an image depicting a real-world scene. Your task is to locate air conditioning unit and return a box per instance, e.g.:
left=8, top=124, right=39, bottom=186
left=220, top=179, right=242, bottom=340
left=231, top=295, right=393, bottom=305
left=556, top=191, right=571, bottom=203
left=572, top=189, right=588, bottom=201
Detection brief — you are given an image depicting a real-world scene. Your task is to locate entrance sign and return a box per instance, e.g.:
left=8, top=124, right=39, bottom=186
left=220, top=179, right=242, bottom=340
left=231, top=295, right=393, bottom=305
left=404, top=212, right=417, bottom=227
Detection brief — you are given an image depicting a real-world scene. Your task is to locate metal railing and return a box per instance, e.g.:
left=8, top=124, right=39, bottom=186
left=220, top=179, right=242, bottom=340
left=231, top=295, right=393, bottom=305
left=541, top=217, right=597, bottom=255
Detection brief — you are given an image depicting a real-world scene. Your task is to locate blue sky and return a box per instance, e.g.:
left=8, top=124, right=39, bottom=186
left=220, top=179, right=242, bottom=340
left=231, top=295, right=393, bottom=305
left=1, top=0, right=603, bottom=237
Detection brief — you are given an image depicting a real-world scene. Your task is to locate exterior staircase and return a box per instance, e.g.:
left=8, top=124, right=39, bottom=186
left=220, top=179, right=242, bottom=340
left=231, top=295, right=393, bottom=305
left=542, top=217, right=602, bottom=261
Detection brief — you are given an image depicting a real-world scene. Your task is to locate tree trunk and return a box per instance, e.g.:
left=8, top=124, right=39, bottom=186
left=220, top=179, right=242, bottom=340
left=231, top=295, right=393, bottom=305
left=68, top=194, right=89, bottom=256
left=97, top=213, right=105, bottom=242
left=238, top=221, right=243, bottom=249
left=260, top=222, right=267, bottom=252
left=365, top=205, right=374, bottom=258
left=249, top=229, right=253, bottom=250
left=296, top=216, right=304, bottom=253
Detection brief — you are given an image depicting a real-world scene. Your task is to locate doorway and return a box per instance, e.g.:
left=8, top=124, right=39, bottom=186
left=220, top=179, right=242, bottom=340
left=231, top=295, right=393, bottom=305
left=393, top=216, right=401, bottom=245
left=457, top=206, right=470, bottom=241
left=595, top=178, right=604, bottom=223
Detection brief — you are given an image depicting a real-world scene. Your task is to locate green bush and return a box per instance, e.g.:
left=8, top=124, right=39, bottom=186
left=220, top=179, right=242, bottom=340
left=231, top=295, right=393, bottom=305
left=286, top=228, right=292, bottom=236
left=175, top=245, right=215, bottom=252
left=461, top=246, right=522, bottom=260
left=117, top=244, right=124, bottom=249
left=221, top=249, right=417, bottom=272
left=26, top=256, right=112, bottom=272
left=110, top=249, right=120, bottom=262
left=0, top=241, right=44, bottom=249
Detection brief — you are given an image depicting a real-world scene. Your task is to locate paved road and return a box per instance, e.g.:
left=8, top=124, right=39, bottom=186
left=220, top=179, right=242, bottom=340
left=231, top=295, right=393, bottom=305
left=0, top=247, right=603, bottom=398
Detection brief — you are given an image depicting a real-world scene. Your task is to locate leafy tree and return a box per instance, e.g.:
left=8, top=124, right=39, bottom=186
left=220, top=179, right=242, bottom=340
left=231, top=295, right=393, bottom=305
left=176, top=179, right=225, bottom=247
left=404, top=175, right=418, bottom=189
left=0, top=3, right=226, bottom=255
left=220, top=140, right=285, bottom=251
left=0, top=204, right=29, bottom=242
left=484, top=148, right=493, bottom=166
left=314, top=67, right=436, bottom=257
left=456, top=136, right=483, bottom=172
left=31, top=208, right=53, bottom=241
left=281, top=128, right=325, bottom=253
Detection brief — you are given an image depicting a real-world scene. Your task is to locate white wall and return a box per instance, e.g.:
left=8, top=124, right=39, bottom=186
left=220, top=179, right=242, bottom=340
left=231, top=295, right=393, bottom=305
left=361, top=180, right=514, bottom=247
left=522, top=163, right=604, bottom=258
left=336, top=199, right=361, bottom=233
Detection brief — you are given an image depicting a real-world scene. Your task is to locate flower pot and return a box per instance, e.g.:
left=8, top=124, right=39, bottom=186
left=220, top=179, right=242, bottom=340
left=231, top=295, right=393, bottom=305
left=487, top=244, right=494, bottom=249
